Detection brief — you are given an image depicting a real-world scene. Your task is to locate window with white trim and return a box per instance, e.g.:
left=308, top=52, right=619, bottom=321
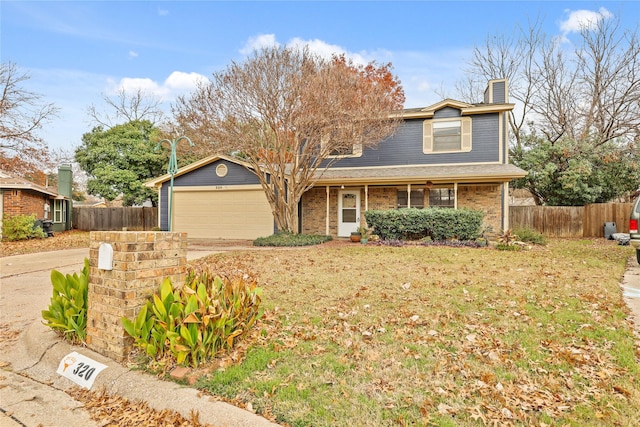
left=423, top=117, right=472, bottom=153
left=397, top=189, right=424, bottom=209
left=429, top=188, right=455, bottom=208
left=328, top=143, right=363, bottom=157
left=53, top=199, right=66, bottom=223
left=322, top=134, right=363, bottom=158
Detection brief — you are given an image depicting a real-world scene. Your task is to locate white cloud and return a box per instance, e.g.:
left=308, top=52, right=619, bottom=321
left=560, top=7, right=612, bottom=34
left=108, top=71, right=208, bottom=101
left=164, top=71, right=209, bottom=91
left=128, top=50, right=139, bottom=58
left=158, top=8, right=169, bottom=16
left=239, top=34, right=280, bottom=55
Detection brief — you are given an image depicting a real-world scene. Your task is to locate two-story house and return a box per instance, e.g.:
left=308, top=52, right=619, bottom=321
left=146, top=79, right=527, bottom=239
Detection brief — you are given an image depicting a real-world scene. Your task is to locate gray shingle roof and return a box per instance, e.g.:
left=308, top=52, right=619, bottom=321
left=312, top=163, right=527, bottom=185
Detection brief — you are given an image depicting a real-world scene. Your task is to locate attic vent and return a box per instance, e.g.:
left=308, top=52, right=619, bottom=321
left=216, top=164, right=228, bottom=178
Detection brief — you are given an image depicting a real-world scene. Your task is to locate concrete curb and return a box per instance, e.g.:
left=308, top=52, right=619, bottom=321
left=11, top=321, right=279, bottom=427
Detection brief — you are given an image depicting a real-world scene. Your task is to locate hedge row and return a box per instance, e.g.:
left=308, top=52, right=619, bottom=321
left=364, top=208, right=484, bottom=241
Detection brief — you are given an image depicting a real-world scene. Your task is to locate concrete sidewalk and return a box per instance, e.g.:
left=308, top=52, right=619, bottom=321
left=0, top=245, right=278, bottom=427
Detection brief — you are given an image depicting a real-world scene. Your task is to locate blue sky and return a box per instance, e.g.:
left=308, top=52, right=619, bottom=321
left=2, top=1, right=638, bottom=153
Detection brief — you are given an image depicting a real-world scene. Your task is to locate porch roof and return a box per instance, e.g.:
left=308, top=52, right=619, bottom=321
left=311, top=163, right=527, bottom=186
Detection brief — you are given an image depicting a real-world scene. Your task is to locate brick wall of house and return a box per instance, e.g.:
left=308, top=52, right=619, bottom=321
left=301, top=187, right=328, bottom=235
left=456, top=184, right=502, bottom=235
left=86, top=231, right=187, bottom=361
left=302, top=184, right=503, bottom=237
left=2, top=189, right=47, bottom=218
left=303, top=186, right=400, bottom=235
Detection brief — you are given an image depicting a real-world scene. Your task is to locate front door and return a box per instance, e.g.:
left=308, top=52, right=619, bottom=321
left=338, top=190, right=360, bottom=237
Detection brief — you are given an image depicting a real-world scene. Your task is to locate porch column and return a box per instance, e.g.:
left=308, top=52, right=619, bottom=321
left=407, top=184, right=411, bottom=208
left=454, top=182, right=458, bottom=209
left=502, top=182, right=509, bottom=231
left=364, top=185, right=369, bottom=212
left=325, top=186, right=330, bottom=236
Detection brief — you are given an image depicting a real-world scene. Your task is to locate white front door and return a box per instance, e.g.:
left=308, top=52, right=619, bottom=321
left=338, top=190, right=360, bottom=237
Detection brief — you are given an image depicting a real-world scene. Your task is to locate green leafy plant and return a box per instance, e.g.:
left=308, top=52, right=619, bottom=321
left=365, top=207, right=484, bottom=241
left=513, top=226, right=547, bottom=245
left=41, top=258, right=90, bottom=343
left=253, top=232, right=332, bottom=247
left=122, top=271, right=263, bottom=367
left=2, top=214, right=46, bottom=241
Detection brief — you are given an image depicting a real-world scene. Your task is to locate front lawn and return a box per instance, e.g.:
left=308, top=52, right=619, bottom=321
left=191, top=239, right=640, bottom=426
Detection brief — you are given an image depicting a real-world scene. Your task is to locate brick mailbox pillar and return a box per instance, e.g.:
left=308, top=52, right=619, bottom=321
left=86, top=231, right=187, bottom=361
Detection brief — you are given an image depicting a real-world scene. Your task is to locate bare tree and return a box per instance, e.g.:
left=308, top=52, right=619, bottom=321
left=460, top=15, right=640, bottom=148
left=173, top=46, right=405, bottom=233
left=0, top=61, right=58, bottom=158
left=87, top=87, right=164, bottom=128
left=461, top=14, right=640, bottom=205
left=458, top=18, right=545, bottom=151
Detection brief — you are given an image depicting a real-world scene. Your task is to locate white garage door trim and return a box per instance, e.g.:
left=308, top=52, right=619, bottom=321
left=171, top=185, right=274, bottom=239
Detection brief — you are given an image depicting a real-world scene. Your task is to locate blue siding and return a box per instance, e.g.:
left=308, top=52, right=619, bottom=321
left=433, top=107, right=461, bottom=119
left=159, top=159, right=259, bottom=230
left=329, top=112, right=500, bottom=168
left=492, top=81, right=506, bottom=103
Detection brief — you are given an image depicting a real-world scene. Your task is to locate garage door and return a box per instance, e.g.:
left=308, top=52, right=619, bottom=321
left=172, top=187, right=274, bottom=239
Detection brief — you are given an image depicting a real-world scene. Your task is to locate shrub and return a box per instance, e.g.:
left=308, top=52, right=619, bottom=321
left=513, top=227, right=547, bottom=245
left=253, top=232, right=332, bottom=247
left=122, top=271, right=263, bottom=367
left=2, top=214, right=46, bottom=241
left=365, top=208, right=484, bottom=241
left=42, top=258, right=89, bottom=343
left=496, top=229, right=525, bottom=251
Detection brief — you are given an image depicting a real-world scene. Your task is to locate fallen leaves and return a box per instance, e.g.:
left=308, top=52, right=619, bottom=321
left=68, top=387, right=214, bottom=427
left=0, top=230, right=90, bottom=256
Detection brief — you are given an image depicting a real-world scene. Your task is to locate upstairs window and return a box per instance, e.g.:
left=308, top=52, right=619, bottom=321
left=328, top=143, right=363, bottom=158
left=429, top=188, right=455, bottom=208
left=423, top=117, right=472, bottom=153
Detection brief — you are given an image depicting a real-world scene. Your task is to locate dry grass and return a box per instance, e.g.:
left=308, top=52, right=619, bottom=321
left=0, top=230, right=90, bottom=256
left=191, top=239, right=640, bottom=426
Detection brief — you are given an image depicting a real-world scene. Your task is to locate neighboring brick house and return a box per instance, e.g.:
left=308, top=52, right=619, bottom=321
left=0, top=166, right=73, bottom=236
left=147, top=79, right=527, bottom=239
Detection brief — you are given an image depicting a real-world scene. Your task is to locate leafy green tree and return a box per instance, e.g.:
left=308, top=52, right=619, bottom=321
left=75, top=120, right=167, bottom=206
left=513, top=133, right=640, bottom=206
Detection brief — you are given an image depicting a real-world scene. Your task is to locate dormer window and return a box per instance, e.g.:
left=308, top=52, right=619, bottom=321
left=423, top=117, right=472, bottom=154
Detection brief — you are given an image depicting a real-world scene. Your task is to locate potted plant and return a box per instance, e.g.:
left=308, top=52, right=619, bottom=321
left=350, top=229, right=362, bottom=242
left=357, top=225, right=371, bottom=244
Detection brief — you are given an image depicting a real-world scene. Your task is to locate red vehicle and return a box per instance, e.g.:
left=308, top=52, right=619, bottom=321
left=631, top=196, right=640, bottom=264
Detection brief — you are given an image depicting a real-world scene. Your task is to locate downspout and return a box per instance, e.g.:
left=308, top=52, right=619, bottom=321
left=325, top=186, right=330, bottom=236
left=503, top=182, right=509, bottom=232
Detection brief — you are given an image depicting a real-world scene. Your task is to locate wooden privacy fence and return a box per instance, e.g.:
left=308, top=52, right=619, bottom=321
left=510, top=203, right=633, bottom=238
left=73, top=207, right=158, bottom=231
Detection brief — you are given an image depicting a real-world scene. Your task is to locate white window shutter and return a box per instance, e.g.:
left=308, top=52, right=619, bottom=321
left=461, top=117, right=472, bottom=152
left=423, top=121, right=433, bottom=153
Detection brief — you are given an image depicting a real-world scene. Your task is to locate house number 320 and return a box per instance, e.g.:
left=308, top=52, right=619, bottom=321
left=57, top=351, right=108, bottom=389
left=72, top=362, right=96, bottom=380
